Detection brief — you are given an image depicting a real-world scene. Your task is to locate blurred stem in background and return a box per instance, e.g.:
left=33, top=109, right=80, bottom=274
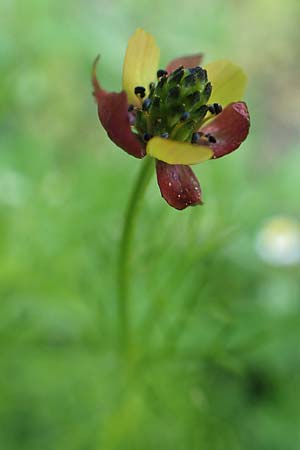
left=117, top=157, right=154, bottom=359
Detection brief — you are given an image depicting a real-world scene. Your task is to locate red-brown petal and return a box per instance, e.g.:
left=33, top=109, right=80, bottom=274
left=166, top=54, right=203, bottom=73
left=156, top=160, right=203, bottom=210
left=92, top=57, right=145, bottom=159
left=200, top=102, right=250, bottom=159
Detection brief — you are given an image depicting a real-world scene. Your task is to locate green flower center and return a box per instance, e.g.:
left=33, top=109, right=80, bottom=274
left=130, top=66, right=222, bottom=145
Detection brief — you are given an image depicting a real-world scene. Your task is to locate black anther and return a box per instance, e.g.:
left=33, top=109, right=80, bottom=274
left=189, top=67, right=207, bottom=82
left=208, top=103, right=223, bottom=115
left=128, top=104, right=134, bottom=112
left=149, top=82, right=155, bottom=90
left=169, top=68, right=184, bottom=84
left=194, top=104, right=208, bottom=116
left=134, top=86, right=146, bottom=98
left=157, top=69, right=168, bottom=78
left=157, top=76, right=167, bottom=89
left=188, top=67, right=203, bottom=77
left=183, top=73, right=196, bottom=87
left=180, top=111, right=190, bottom=121
left=206, top=134, right=216, bottom=143
left=203, top=82, right=212, bottom=98
left=168, top=86, right=180, bottom=99
left=213, top=103, right=223, bottom=114
left=187, top=91, right=201, bottom=105
left=191, top=132, right=200, bottom=143
left=143, top=133, right=153, bottom=142
left=142, top=98, right=152, bottom=111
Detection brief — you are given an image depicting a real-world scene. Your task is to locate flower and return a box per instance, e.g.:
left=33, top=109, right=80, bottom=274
left=256, top=217, right=300, bottom=266
left=92, top=28, right=250, bottom=210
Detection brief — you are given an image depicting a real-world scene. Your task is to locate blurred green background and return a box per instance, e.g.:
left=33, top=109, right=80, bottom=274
left=1, top=0, right=300, bottom=449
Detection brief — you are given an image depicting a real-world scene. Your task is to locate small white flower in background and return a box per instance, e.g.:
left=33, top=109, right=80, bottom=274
left=0, top=169, right=30, bottom=207
left=256, top=216, right=300, bottom=266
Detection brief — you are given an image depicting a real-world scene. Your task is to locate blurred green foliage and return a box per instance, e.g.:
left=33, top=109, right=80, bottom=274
left=1, top=0, right=300, bottom=449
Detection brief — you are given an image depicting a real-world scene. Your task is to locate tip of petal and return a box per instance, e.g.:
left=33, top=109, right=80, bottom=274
left=232, top=101, right=250, bottom=118
left=156, top=161, right=203, bottom=210
left=205, top=60, right=248, bottom=107
left=92, top=55, right=106, bottom=102
left=122, top=28, right=160, bottom=106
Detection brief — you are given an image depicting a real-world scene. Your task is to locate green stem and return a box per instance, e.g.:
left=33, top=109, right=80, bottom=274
left=117, top=157, right=154, bottom=358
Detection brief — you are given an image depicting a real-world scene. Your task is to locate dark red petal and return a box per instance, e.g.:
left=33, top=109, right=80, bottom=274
left=156, top=160, right=203, bottom=210
left=92, top=56, right=145, bottom=159
left=200, top=102, right=250, bottom=159
left=166, top=54, right=203, bottom=73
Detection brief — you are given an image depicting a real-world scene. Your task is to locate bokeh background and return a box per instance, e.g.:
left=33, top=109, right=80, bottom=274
left=1, top=0, right=300, bottom=449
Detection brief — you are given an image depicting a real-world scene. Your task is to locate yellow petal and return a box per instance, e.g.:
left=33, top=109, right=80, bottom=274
left=204, top=60, right=247, bottom=107
left=146, top=137, right=213, bottom=165
left=122, top=28, right=160, bottom=106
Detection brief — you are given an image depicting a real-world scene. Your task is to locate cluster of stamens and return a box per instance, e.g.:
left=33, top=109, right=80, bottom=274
left=128, top=66, right=223, bottom=146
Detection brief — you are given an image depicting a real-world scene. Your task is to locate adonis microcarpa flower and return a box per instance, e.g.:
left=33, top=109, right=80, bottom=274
left=92, top=29, right=250, bottom=210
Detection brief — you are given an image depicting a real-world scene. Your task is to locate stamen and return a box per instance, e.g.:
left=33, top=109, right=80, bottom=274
left=191, top=132, right=200, bottom=143
left=203, top=82, right=212, bottom=99
left=149, top=82, right=155, bottom=96
left=134, top=86, right=146, bottom=98
left=183, top=73, right=196, bottom=87
left=143, top=133, right=153, bottom=142
left=180, top=111, right=190, bottom=122
left=214, top=103, right=222, bottom=114
left=174, top=65, right=184, bottom=72
left=152, top=96, right=161, bottom=109
left=156, top=76, right=167, bottom=90
left=142, top=98, right=152, bottom=111
left=157, top=69, right=168, bottom=78
left=169, top=68, right=184, bottom=84
left=188, top=67, right=199, bottom=74
left=187, top=91, right=201, bottom=105
left=188, top=67, right=207, bottom=82
left=193, top=104, right=208, bottom=120
left=196, top=67, right=207, bottom=83
left=208, top=103, right=223, bottom=115
left=128, top=104, right=134, bottom=112
left=170, top=104, right=185, bottom=115
left=205, top=133, right=217, bottom=143
left=167, top=86, right=181, bottom=99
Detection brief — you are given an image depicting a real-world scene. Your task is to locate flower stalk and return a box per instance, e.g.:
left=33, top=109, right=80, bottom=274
left=117, top=157, right=154, bottom=358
